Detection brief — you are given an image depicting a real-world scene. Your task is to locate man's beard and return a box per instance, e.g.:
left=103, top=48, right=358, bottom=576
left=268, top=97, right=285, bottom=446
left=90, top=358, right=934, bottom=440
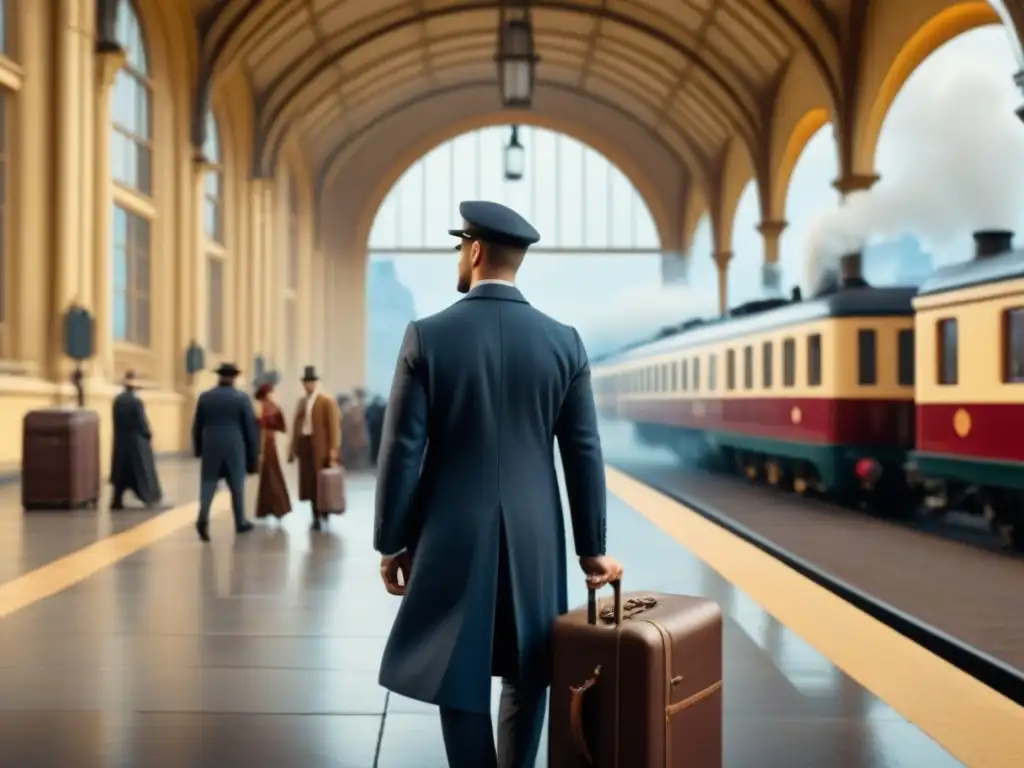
left=456, top=275, right=471, bottom=294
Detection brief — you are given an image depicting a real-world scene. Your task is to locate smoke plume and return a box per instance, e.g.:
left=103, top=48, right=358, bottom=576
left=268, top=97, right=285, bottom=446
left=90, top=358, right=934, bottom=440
left=804, top=46, right=1024, bottom=288
left=576, top=283, right=717, bottom=357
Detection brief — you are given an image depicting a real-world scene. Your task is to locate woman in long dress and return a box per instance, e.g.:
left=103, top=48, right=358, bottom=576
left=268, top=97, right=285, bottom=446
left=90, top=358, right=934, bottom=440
left=254, top=382, right=292, bottom=519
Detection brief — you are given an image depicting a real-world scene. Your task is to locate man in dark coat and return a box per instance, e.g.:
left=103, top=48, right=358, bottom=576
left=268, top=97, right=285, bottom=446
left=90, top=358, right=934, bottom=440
left=110, top=369, right=165, bottom=510
left=192, top=362, right=259, bottom=541
left=374, top=200, right=623, bottom=768
left=365, top=395, right=386, bottom=466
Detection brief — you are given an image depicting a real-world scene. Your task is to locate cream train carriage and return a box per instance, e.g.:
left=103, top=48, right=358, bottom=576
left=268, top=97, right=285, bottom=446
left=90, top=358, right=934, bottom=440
left=910, top=230, right=1024, bottom=549
left=593, top=254, right=918, bottom=505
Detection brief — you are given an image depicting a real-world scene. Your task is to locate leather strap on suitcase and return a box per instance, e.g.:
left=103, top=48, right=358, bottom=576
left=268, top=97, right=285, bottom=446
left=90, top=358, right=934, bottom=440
left=569, top=581, right=624, bottom=767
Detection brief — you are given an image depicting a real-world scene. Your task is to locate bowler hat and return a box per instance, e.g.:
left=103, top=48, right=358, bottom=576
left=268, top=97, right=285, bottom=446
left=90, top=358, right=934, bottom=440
left=214, top=362, right=241, bottom=378
left=301, top=365, right=320, bottom=382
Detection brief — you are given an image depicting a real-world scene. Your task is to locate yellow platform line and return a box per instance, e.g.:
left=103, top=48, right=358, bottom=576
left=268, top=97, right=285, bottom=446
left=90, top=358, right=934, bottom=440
left=0, top=495, right=224, bottom=621
left=605, top=466, right=1024, bottom=768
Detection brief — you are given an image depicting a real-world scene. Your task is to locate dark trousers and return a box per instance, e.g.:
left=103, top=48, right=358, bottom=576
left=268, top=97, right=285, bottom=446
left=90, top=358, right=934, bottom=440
left=440, top=680, right=547, bottom=768
left=440, top=520, right=546, bottom=767
left=196, top=472, right=246, bottom=528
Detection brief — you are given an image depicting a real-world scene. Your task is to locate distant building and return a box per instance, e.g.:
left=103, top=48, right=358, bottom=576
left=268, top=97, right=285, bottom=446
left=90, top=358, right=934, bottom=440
left=365, top=259, right=417, bottom=396
left=862, top=235, right=934, bottom=287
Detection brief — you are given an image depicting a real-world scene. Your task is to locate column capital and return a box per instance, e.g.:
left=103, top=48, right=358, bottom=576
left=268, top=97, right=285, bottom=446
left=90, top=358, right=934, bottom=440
left=193, top=153, right=215, bottom=177
left=714, top=250, right=732, bottom=268
left=756, top=220, right=787, bottom=239
left=95, top=45, right=126, bottom=90
left=832, top=173, right=879, bottom=196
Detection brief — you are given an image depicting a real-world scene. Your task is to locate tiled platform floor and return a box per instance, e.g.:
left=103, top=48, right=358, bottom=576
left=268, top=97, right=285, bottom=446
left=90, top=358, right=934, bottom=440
left=0, top=465, right=962, bottom=767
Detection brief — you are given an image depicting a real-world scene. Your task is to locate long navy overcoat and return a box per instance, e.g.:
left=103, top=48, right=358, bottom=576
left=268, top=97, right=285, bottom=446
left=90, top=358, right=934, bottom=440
left=374, top=282, right=607, bottom=714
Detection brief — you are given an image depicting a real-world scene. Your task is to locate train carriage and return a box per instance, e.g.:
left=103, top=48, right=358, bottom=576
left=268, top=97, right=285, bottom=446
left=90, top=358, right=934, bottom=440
left=910, top=230, right=1024, bottom=547
left=594, top=259, right=918, bottom=504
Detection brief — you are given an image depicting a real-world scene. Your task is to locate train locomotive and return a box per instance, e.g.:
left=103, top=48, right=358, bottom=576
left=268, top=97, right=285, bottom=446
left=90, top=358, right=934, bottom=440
left=593, top=230, right=1024, bottom=549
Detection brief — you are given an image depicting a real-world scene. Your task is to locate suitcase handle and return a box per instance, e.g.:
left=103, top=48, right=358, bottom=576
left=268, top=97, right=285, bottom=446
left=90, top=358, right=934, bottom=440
left=586, top=579, right=622, bottom=625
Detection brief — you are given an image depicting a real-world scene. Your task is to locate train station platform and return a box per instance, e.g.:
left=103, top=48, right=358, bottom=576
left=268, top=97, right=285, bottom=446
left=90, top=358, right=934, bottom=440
left=0, top=460, right=1019, bottom=766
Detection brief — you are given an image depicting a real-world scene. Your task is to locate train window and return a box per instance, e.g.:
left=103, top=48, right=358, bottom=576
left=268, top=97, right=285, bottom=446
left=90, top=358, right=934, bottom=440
left=857, top=329, right=877, bottom=385
left=743, top=345, right=753, bottom=390
left=681, top=359, right=688, bottom=391
left=807, top=334, right=822, bottom=386
left=782, top=338, right=796, bottom=388
left=708, top=354, right=718, bottom=391
left=762, top=341, right=773, bottom=388
left=671, top=361, right=678, bottom=391
left=1005, top=308, right=1024, bottom=382
left=726, top=349, right=736, bottom=390
left=898, top=329, right=915, bottom=386
left=692, top=357, right=701, bottom=392
left=660, top=363, right=669, bottom=392
left=937, top=318, right=958, bottom=385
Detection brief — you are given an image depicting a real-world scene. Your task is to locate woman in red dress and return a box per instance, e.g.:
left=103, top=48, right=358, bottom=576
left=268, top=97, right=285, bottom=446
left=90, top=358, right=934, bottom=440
left=254, top=382, right=292, bottom=520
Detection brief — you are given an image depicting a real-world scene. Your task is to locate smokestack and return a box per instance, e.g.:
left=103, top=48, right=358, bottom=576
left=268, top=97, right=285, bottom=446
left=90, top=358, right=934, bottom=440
left=839, top=251, right=869, bottom=289
left=973, top=230, right=1014, bottom=259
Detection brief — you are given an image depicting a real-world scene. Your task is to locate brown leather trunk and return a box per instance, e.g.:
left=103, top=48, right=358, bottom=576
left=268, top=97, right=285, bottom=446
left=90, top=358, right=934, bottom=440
left=21, top=409, right=100, bottom=510
left=549, top=582, right=723, bottom=768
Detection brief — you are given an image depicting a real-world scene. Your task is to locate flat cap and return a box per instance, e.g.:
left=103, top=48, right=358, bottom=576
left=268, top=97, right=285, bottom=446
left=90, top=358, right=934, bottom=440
left=448, top=200, right=541, bottom=250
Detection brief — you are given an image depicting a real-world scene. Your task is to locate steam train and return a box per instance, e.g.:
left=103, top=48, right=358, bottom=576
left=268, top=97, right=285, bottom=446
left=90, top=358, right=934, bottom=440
left=593, top=230, right=1024, bottom=550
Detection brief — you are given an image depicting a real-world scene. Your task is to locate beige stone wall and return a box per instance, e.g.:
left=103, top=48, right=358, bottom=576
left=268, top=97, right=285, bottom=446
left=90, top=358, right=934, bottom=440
left=0, top=0, right=343, bottom=476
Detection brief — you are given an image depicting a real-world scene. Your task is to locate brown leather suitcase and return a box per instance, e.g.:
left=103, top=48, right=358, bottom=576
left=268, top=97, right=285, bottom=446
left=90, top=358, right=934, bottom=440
left=317, top=466, right=347, bottom=515
left=21, top=408, right=101, bottom=510
left=549, top=581, right=723, bottom=767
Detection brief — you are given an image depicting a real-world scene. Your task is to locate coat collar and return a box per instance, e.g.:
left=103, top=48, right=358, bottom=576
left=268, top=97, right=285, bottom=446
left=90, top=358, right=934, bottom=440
left=461, top=282, right=529, bottom=304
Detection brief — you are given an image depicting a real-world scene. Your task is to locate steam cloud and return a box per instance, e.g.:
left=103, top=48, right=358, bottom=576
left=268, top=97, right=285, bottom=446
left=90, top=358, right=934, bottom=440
left=576, top=283, right=717, bottom=356
left=804, top=48, right=1024, bottom=288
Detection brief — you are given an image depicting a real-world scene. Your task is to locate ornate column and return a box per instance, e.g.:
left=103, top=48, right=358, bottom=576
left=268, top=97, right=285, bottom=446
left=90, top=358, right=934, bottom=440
left=756, top=220, right=787, bottom=295
left=714, top=251, right=732, bottom=316
left=91, top=45, right=125, bottom=381
left=832, top=173, right=879, bottom=200
left=259, top=181, right=276, bottom=372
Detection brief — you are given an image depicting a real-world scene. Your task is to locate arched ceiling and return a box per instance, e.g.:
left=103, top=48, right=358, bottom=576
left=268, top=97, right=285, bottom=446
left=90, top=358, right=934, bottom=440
left=193, top=0, right=812, bottom=181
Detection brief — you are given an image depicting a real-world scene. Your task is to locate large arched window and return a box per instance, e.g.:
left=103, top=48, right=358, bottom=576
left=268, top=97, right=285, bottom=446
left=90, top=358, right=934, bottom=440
left=204, top=112, right=225, bottom=354
left=284, top=176, right=300, bottom=376
left=0, top=0, right=23, bottom=359
left=111, top=0, right=152, bottom=347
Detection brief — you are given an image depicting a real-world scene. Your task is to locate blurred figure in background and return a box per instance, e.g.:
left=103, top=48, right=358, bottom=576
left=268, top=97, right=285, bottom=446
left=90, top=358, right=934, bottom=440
left=365, top=395, right=387, bottom=467
left=340, top=391, right=369, bottom=470
left=192, top=362, right=259, bottom=541
left=110, top=369, right=166, bottom=510
left=289, top=366, right=341, bottom=531
left=253, top=380, right=291, bottom=521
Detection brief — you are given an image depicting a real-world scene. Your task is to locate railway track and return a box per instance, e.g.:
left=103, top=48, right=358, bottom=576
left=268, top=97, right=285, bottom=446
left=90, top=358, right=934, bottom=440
left=612, top=458, right=1024, bottom=706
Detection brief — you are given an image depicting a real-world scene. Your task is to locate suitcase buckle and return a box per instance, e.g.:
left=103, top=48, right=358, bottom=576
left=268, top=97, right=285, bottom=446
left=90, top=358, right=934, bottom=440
left=599, top=595, right=657, bottom=623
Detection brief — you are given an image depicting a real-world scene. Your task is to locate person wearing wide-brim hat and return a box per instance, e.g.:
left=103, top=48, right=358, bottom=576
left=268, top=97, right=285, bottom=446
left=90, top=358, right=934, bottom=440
left=191, top=362, right=260, bottom=541
left=109, top=369, right=167, bottom=511
left=287, top=365, right=341, bottom=530
left=373, top=200, right=622, bottom=767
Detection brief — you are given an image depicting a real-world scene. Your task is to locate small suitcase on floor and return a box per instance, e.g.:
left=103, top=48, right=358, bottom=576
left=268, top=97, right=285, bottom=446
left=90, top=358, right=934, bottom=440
left=317, top=466, right=347, bottom=514
left=549, top=580, right=723, bottom=767
left=22, top=408, right=101, bottom=510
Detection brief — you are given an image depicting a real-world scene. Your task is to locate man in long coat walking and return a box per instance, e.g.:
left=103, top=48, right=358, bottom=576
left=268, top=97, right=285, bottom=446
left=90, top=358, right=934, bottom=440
left=110, top=369, right=165, bottom=510
left=374, top=201, right=622, bottom=768
left=288, top=366, right=341, bottom=530
left=192, top=362, right=259, bottom=541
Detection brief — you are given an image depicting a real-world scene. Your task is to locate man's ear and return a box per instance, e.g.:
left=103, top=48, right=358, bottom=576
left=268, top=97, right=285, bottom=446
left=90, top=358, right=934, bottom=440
left=471, top=241, right=483, bottom=268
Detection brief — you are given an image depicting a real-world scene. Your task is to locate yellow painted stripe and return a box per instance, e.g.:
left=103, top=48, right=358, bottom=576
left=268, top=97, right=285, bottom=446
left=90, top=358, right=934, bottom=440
left=605, top=466, right=1024, bottom=768
left=0, top=496, right=224, bottom=620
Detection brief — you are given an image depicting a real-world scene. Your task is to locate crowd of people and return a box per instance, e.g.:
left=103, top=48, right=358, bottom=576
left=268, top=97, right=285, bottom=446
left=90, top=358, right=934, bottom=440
left=107, top=364, right=388, bottom=539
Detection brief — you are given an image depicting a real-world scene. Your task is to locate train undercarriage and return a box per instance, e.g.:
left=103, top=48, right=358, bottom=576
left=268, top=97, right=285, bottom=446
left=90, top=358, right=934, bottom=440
left=629, top=418, right=1024, bottom=551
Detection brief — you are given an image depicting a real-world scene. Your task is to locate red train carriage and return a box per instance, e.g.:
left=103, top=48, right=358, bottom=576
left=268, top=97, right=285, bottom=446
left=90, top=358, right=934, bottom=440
left=911, top=230, right=1024, bottom=549
left=593, top=255, right=918, bottom=507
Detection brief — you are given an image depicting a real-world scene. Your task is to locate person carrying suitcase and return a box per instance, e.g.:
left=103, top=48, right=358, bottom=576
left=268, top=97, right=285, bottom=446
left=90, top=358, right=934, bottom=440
left=192, top=362, right=259, bottom=541
left=374, top=200, right=623, bottom=768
